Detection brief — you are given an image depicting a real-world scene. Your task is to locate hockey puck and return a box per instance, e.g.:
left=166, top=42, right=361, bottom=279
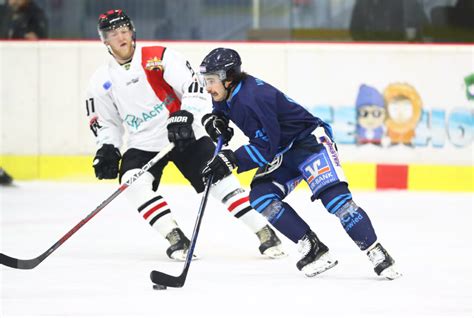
left=153, top=284, right=167, bottom=290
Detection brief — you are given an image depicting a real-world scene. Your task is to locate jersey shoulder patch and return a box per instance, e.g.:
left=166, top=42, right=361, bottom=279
left=87, top=64, right=112, bottom=97
left=142, top=46, right=166, bottom=71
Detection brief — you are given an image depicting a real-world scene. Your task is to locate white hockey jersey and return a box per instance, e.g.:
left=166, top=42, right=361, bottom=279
left=85, top=45, right=210, bottom=152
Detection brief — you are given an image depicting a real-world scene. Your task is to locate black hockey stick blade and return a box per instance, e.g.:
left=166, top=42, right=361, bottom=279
left=0, top=252, right=46, bottom=269
left=1, top=253, right=25, bottom=269
left=150, top=269, right=188, bottom=288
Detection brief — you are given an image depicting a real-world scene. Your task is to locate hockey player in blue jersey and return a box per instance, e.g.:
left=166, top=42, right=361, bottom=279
left=199, top=47, right=401, bottom=279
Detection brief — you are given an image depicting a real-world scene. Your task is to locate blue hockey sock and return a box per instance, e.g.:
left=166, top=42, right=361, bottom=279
left=252, top=199, right=310, bottom=243
left=335, top=201, right=377, bottom=250
left=271, top=202, right=310, bottom=243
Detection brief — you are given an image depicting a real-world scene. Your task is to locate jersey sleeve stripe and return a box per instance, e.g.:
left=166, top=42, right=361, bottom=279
left=244, top=145, right=265, bottom=167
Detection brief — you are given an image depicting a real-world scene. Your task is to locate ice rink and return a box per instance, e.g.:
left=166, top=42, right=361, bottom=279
left=0, top=181, right=472, bottom=318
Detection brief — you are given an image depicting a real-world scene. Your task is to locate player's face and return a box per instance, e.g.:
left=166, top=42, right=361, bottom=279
left=203, top=74, right=227, bottom=102
left=105, top=26, right=134, bottom=63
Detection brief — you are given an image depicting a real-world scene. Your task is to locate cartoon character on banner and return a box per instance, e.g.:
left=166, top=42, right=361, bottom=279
left=464, top=73, right=474, bottom=101
left=384, top=83, right=422, bottom=146
left=355, top=84, right=386, bottom=146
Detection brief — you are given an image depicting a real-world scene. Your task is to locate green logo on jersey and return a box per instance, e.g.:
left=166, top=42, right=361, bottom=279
left=125, top=96, right=175, bottom=129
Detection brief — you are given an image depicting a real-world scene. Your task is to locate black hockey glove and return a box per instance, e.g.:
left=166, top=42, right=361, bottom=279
left=201, top=149, right=237, bottom=183
left=167, top=110, right=196, bottom=152
left=93, top=144, right=121, bottom=180
left=201, top=113, right=234, bottom=145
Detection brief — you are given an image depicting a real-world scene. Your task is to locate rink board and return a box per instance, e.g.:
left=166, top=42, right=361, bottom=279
left=0, top=154, right=472, bottom=192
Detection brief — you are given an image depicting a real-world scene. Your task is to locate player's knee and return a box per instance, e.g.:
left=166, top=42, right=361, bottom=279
left=250, top=195, right=283, bottom=223
left=210, top=173, right=243, bottom=203
left=319, top=182, right=354, bottom=215
left=122, top=169, right=155, bottom=205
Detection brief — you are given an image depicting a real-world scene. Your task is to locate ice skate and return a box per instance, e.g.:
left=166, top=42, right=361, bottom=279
left=296, top=230, right=338, bottom=277
left=256, top=225, right=287, bottom=259
left=165, top=228, right=192, bottom=261
left=367, top=242, right=402, bottom=280
left=0, top=168, right=13, bottom=185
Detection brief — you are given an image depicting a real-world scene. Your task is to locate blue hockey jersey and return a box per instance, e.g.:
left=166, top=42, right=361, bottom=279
left=211, top=75, right=327, bottom=172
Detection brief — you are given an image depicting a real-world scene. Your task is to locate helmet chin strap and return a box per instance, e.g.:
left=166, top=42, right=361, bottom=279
left=223, top=81, right=237, bottom=101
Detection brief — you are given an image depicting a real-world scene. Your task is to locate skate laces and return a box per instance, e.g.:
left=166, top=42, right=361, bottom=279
left=297, top=237, right=311, bottom=256
left=367, top=244, right=385, bottom=266
left=256, top=226, right=272, bottom=243
left=166, top=229, right=182, bottom=245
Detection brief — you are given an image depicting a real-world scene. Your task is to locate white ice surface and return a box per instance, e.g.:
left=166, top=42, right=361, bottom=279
left=0, top=181, right=472, bottom=318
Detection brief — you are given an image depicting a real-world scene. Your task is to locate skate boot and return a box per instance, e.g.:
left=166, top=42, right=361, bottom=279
left=256, top=225, right=287, bottom=259
left=165, top=228, right=191, bottom=261
left=366, top=242, right=402, bottom=280
left=0, top=168, right=13, bottom=185
left=296, top=230, right=338, bottom=277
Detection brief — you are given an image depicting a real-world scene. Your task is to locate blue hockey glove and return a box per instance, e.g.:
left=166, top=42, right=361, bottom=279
left=167, top=110, right=196, bottom=151
left=201, top=149, right=237, bottom=182
left=201, top=113, right=234, bottom=145
left=93, top=144, right=121, bottom=180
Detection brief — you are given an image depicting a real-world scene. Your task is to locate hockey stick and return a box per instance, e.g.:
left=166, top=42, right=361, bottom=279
left=0, top=143, right=175, bottom=270
left=150, top=137, right=224, bottom=288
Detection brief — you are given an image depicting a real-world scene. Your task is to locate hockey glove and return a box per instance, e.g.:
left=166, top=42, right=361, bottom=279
left=201, top=113, right=234, bottom=145
left=93, top=144, right=121, bottom=180
left=167, top=110, right=196, bottom=152
left=201, top=149, right=237, bottom=183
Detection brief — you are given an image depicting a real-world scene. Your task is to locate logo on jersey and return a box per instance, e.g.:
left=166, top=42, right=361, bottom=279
left=305, top=155, right=331, bottom=183
left=145, top=56, right=163, bottom=71
left=126, top=77, right=139, bottom=86
left=89, top=116, right=102, bottom=137
left=255, top=128, right=269, bottom=142
left=299, top=153, right=338, bottom=193
left=103, top=81, right=112, bottom=90
left=124, top=95, right=175, bottom=129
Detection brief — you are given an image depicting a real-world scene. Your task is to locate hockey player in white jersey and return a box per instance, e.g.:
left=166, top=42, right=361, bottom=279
left=85, top=9, right=285, bottom=261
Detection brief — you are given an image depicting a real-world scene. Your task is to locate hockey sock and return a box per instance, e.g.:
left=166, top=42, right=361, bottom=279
left=334, top=201, right=377, bottom=250
left=137, top=195, right=177, bottom=237
left=223, top=189, right=267, bottom=233
left=211, top=174, right=268, bottom=233
left=252, top=198, right=309, bottom=243
left=319, top=183, right=377, bottom=250
left=123, top=169, right=179, bottom=238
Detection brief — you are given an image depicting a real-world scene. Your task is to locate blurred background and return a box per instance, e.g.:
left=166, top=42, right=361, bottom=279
left=0, top=0, right=473, bottom=42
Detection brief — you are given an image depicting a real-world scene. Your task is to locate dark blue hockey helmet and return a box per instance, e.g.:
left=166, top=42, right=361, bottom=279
left=199, top=48, right=242, bottom=81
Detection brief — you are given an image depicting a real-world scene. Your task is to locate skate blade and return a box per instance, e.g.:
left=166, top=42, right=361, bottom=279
left=302, top=252, right=338, bottom=277
left=262, top=245, right=287, bottom=259
left=380, top=265, right=402, bottom=280
left=169, top=250, right=198, bottom=262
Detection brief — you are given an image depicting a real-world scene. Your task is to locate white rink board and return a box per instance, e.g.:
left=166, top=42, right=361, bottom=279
left=0, top=182, right=472, bottom=318
left=0, top=41, right=472, bottom=164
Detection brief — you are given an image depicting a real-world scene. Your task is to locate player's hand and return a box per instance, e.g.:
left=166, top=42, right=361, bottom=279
left=167, top=110, right=196, bottom=151
left=93, top=144, right=121, bottom=179
left=201, top=113, right=234, bottom=145
left=201, top=150, right=237, bottom=182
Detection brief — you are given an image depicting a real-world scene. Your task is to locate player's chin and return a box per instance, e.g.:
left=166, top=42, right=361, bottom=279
left=211, top=94, right=225, bottom=102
